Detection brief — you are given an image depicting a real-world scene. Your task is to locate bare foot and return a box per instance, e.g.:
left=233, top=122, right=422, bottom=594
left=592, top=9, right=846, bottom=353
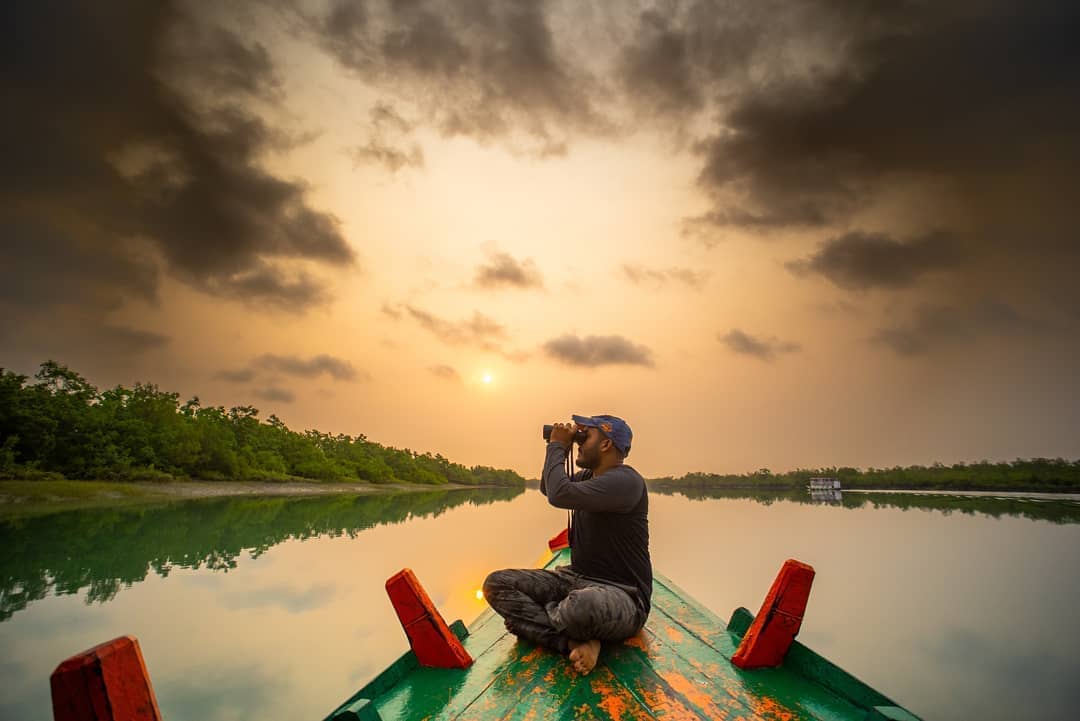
left=567, top=639, right=601, bottom=675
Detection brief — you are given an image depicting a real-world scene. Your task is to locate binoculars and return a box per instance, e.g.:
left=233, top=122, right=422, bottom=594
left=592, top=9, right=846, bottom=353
left=542, top=424, right=588, bottom=444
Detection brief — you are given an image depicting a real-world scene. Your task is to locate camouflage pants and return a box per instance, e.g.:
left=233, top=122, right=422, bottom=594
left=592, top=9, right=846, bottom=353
left=482, top=566, right=646, bottom=654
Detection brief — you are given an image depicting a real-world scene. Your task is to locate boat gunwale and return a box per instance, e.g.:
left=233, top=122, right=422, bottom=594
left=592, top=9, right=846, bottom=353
left=325, top=547, right=921, bottom=721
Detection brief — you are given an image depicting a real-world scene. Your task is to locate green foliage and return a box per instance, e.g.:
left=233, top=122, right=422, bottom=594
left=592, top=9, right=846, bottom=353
left=647, top=486, right=1080, bottom=524
left=0, top=362, right=526, bottom=487
left=650, top=458, right=1080, bottom=493
left=0, top=486, right=523, bottom=621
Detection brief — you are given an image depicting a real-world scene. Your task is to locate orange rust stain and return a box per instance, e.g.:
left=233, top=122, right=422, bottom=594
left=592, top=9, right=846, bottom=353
left=664, top=626, right=685, bottom=643
left=520, top=648, right=546, bottom=663
left=590, top=679, right=627, bottom=721
left=750, top=696, right=796, bottom=721
left=684, top=656, right=724, bottom=682
left=641, top=687, right=705, bottom=721
left=544, top=668, right=557, bottom=683
left=591, top=678, right=616, bottom=695
left=660, top=670, right=729, bottom=719
left=598, top=693, right=628, bottom=720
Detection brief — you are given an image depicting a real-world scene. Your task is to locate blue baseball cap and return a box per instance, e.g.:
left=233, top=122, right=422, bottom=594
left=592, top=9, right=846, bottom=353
left=572, top=414, right=632, bottom=457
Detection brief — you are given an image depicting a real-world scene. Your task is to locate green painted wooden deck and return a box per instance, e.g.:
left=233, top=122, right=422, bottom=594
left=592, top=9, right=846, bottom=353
left=326, top=549, right=922, bottom=721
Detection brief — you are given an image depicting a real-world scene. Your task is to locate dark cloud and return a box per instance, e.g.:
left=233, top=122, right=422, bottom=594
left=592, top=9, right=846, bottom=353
left=203, top=262, right=332, bottom=311
left=216, top=368, right=256, bottom=383
left=474, top=252, right=544, bottom=290
left=253, top=386, right=296, bottom=404
left=98, top=326, right=171, bottom=354
left=871, top=300, right=1041, bottom=357
left=0, top=219, right=159, bottom=312
left=621, top=264, right=706, bottom=289
left=0, top=219, right=168, bottom=364
left=370, top=102, right=414, bottom=133
left=253, top=354, right=360, bottom=381
left=615, top=1, right=776, bottom=127
left=543, top=334, right=654, bottom=368
left=402, top=305, right=508, bottom=349
left=719, top=329, right=801, bottom=361
left=428, top=365, right=461, bottom=382
left=616, top=9, right=705, bottom=119
left=608, top=0, right=1080, bottom=329
left=349, top=139, right=424, bottom=173
left=2, top=1, right=353, bottom=321
left=682, top=0, right=1080, bottom=242
left=786, top=231, right=963, bottom=291
left=307, top=0, right=611, bottom=153
left=160, top=17, right=283, bottom=101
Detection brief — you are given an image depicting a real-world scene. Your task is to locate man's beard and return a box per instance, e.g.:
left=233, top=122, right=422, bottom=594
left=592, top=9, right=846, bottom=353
left=575, top=448, right=598, bottom=470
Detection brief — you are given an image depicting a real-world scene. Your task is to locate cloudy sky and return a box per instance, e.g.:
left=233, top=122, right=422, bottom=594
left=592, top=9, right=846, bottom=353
left=3, top=0, right=1078, bottom=478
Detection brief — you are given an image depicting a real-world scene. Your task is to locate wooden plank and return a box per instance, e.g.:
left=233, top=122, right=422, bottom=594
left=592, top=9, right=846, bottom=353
left=649, top=575, right=744, bottom=656
left=496, top=665, right=659, bottom=721
left=329, top=545, right=919, bottom=721
left=373, top=616, right=517, bottom=721
left=645, top=586, right=871, bottom=720
left=456, top=645, right=572, bottom=721
left=602, top=634, right=763, bottom=721
left=637, top=619, right=864, bottom=721
left=325, top=621, right=483, bottom=721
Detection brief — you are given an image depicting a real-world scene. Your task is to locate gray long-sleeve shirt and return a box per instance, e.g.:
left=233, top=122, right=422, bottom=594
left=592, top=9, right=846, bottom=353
left=541, top=442, right=652, bottom=613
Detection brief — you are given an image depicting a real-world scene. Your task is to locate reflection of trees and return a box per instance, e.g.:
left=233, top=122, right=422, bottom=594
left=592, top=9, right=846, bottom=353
left=0, top=487, right=521, bottom=622
left=651, top=487, right=1080, bottom=524
left=649, top=458, right=1080, bottom=493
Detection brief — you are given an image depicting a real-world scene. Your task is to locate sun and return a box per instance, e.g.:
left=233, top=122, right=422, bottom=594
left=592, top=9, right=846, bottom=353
left=482, top=372, right=493, bottom=385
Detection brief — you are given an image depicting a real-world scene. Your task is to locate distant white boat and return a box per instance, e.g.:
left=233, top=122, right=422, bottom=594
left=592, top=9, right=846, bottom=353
left=809, top=488, right=843, bottom=504
left=808, top=477, right=841, bottom=490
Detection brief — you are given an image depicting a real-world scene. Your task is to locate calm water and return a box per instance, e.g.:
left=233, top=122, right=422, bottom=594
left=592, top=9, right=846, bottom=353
left=2, top=486, right=1079, bottom=721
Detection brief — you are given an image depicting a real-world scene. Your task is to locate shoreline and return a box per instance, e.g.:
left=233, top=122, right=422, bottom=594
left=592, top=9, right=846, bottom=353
left=647, top=483, right=1079, bottom=495
left=0, top=479, right=515, bottom=518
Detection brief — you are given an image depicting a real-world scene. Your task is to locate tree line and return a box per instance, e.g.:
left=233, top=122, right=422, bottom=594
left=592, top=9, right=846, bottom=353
left=648, top=486, right=1080, bottom=524
left=0, top=361, right=525, bottom=486
left=650, top=459, right=1080, bottom=493
left=0, top=487, right=522, bottom=621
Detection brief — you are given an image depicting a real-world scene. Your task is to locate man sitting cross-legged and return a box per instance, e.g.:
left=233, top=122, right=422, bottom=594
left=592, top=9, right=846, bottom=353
left=483, top=415, right=651, bottom=674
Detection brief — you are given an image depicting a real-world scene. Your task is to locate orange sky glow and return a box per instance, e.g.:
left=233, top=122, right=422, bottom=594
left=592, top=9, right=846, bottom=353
left=3, top=1, right=1078, bottom=477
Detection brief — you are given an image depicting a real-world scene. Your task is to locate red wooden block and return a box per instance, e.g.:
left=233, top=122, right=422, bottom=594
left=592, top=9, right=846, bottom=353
left=385, top=569, right=473, bottom=669
left=732, top=559, right=815, bottom=669
left=50, top=635, right=163, bottom=721
left=548, top=527, right=570, bottom=551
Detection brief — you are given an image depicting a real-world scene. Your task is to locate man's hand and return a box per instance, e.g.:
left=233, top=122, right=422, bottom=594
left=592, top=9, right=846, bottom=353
left=548, top=421, right=578, bottom=448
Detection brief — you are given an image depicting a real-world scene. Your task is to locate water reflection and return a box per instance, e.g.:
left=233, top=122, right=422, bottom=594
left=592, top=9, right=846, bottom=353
left=651, top=486, right=1080, bottom=523
left=0, top=487, right=522, bottom=622
left=1, top=486, right=1078, bottom=721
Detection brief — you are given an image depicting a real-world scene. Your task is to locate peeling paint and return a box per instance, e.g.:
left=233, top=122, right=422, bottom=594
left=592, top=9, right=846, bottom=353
left=751, top=696, right=797, bottom=721
left=664, top=626, right=685, bottom=644
left=331, top=550, right=920, bottom=721
left=660, top=670, right=730, bottom=719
